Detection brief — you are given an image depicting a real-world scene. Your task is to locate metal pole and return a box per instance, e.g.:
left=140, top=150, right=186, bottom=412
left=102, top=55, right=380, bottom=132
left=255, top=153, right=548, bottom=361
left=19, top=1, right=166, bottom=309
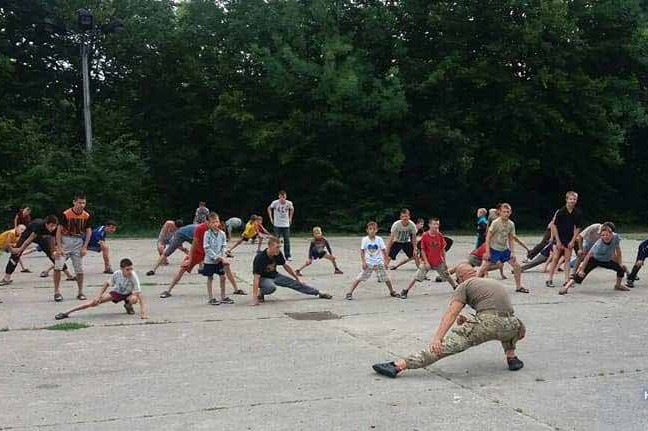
left=80, top=35, right=93, bottom=152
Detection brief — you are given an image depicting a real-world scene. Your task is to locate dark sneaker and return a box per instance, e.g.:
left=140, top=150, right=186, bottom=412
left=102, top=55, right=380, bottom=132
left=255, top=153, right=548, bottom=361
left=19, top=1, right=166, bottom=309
left=76, top=293, right=87, bottom=301
left=40, top=271, right=49, bottom=278
left=507, top=356, right=524, bottom=371
left=103, top=268, right=113, bottom=274
left=146, top=270, right=155, bottom=276
left=159, top=291, right=172, bottom=299
left=400, top=289, right=408, bottom=299
left=124, top=302, right=135, bottom=314
left=334, top=269, right=344, bottom=275
left=20, top=268, right=31, bottom=273
left=626, top=279, right=635, bottom=288
left=372, top=362, right=400, bottom=378
left=545, top=280, right=555, bottom=288
left=390, top=291, right=401, bottom=298
left=345, top=292, right=353, bottom=300
left=55, top=312, right=68, bottom=320
left=435, top=276, right=443, bottom=283
left=232, top=289, right=247, bottom=295
left=220, top=297, right=234, bottom=304
left=318, top=292, right=332, bottom=299
left=54, top=293, right=63, bottom=302
left=208, top=298, right=220, bottom=305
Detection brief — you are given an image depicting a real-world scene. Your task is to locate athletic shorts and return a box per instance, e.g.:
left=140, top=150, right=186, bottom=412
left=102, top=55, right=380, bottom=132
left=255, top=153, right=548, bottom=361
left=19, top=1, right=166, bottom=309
left=636, top=239, right=648, bottom=262
left=202, top=262, right=225, bottom=277
left=242, top=233, right=258, bottom=242
left=468, top=255, right=482, bottom=267
left=357, top=264, right=389, bottom=283
left=54, top=236, right=84, bottom=273
left=414, top=262, right=449, bottom=282
left=87, top=243, right=102, bottom=253
left=310, top=250, right=326, bottom=260
left=389, top=242, right=414, bottom=260
left=110, top=291, right=130, bottom=303
left=489, top=248, right=511, bottom=264
left=164, top=235, right=187, bottom=257
left=181, top=253, right=204, bottom=273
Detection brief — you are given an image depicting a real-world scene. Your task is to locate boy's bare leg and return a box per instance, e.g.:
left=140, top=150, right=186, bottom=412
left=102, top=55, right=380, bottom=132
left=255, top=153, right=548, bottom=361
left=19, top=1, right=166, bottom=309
left=207, top=276, right=214, bottom=300
left=297, top=259, right=312, bottom=273
left=563, top=248, right=573, bottom=283
left=101, top=243, right=111, bottom=271
left=228, top=238, right=244, bottom=253
left=509, top=259, right=523, bottom=290
left=385, top=280, right=397, bottom=295
left=53, top=270, right=62, bottom=296
left=166, top=268, right=187, bottom=294
left=219, top=275, right=227, bottom=300
left=75, top=273, right=84, bottom=296
left=347, top=279, right=361, bottom=296
left=323, top=254, right=341, bottom=272
left=547, top=249, right=563, bottom=283
left=223, top=264, right=240, bottom=292
left=60, top=292, right=112, bottom=316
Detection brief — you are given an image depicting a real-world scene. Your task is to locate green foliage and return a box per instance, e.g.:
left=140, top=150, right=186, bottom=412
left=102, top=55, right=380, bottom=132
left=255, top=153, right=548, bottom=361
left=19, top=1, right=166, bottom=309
left=1, top=0, right=647, bottom=232
left=45, top=322, right=91, bottom=331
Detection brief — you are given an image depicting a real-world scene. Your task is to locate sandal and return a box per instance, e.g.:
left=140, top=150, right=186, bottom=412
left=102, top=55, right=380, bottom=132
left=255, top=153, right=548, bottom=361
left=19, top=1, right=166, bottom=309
left=146, top=270, right=155, bottom=276
left=318, top=292, right=332, bottom=299
left=20, top=268, right=31, bottom=273
left=54, top=312, right=69, bottom=320
left=208, top=298, right=220, bottom=305
left=40, top=271, right=49, bottom=278
left=345, top=292, right=353, bottom=300
left=54, top=293, right=63, bottom=302
left=220, top=297, right=234, bottom=304
left=515, top=287, right=529, bottom=294
left=76, top=293, right=87, bottom=300
left=103, top=268, right=113, bottom=274
left=159, top=291, right=172, bottom=298
left=0, top=279, right=13, bottom=286
left=334, top=269, right=344, bottom=275
left=390, top=291, right=402, bottom=298
left=232, top=289, right=247, bottom=295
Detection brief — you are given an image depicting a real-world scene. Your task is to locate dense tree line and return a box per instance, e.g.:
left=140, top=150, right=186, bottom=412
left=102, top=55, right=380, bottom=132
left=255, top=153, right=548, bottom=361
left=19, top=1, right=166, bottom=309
left=1, top=0, right=647, bottom=231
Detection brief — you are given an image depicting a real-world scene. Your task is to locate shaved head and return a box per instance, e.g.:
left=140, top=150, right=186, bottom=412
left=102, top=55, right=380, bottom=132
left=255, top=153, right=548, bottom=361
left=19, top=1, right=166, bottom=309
left=455, top=263, right=477, bottom=283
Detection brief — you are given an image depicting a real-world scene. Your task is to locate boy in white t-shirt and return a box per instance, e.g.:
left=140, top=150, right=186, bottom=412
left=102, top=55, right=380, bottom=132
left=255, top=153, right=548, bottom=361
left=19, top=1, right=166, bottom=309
left=55, top=258, right=146, bottom=320
left=346, top=221, right=400, bottom=300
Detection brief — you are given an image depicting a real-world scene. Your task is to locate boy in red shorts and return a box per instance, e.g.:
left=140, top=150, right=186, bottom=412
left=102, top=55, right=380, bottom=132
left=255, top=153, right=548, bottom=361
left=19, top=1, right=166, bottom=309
left=54, top=258, right=146, bottom=320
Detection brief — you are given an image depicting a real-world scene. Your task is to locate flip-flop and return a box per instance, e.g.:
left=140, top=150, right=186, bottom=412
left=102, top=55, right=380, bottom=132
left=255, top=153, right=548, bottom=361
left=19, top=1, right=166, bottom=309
left=54, top=293, right=63, bottom=302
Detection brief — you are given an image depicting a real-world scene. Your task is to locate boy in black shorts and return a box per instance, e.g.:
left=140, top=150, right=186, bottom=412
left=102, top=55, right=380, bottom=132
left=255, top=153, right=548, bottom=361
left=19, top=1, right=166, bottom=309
left=386, top=209, right=419, bottom=269
left=296, top=227, right=343, bottom=275
left=547, top=191, right=582, bottom=287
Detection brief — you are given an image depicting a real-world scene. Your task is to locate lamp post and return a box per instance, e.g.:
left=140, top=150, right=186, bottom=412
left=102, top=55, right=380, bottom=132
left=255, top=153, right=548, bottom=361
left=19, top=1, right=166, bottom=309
left=42, top=10, right=123, bottom=152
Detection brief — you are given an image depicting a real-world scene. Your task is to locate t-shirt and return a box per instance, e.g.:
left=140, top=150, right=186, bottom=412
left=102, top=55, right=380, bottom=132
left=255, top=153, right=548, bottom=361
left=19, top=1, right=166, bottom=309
left=60, top=208, right=92, bottom=237
left=243, top=221, right=258, bottom=239
left=193, top=206, right=210, bottom=224
left=361, top=235, right=386, bottom=266
left=476, top=216, right=488, bottom=247
left=390, top=220, right=417, bottom=243
left=86, top=226, right=107, bottom=247
left=191, top=223, right=209, bottom=259
left=471, top=242, right=487, bottom=258
left=452, top=277, right=514, bottom=314
left=26, top=219, right=54, bottom=237
left=553, top=206, right=582, bottom=244
left=580, top=223, right=601, bottom=247
left=420, top=231, right=446, bottom=267
left=269, top=199, right=294, bottom=228
left=309, top=237, right=332, bottom=255
left=590, top=234, right=620, bottom=262
left=488, top=217, right=515, bottom=252
left=110, top=270, right=141, bottom=295
left=0, top=229, right=19, bottom=249
left=175, top=224, right=197, bottom=242
left=253, top=249, right=286, bottom=278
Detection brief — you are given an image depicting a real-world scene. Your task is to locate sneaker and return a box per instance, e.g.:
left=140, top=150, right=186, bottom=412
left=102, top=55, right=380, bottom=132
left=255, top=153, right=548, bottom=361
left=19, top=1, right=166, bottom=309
left=318, top=292, right=332, bottom=299
left=54, top=312, right=69, bottom=320
left=159, top=291, right=172, bottom=299
left=208, top=298, right=220, bottom=305
left=232, top=289, right=247, bottom=295
left=40, top=271, right=49, bottom=278
left=20, top=268, right=31, bottom=273
left=545, top=280, right=555, bottom=288
left=146, top=270, right=155, bottom=276
left=400, top=289, right=408, bottom=299
left=76, top=293, right=87, bottom=301
left=390, top=291, right=401, bottom=298
left=220, top=297, right=234, bottom=304
left=435, top=276, right=443, bottom=283
left=507, top=356, right=524, bottom=371
left=54, top=293, right=63, bottom=302
left=626, top=279, right=635, bottom=288
left=345, top=292, right=353, bottom=300
left=558, top=286, right=569, bottom=295
left=372, top=362, right=400, bottom=378
left=0, top=279, right=13, bottom=286
left=103, top=268, right=113, bottom=274
left=334, top=269, right=344, bottom=275
left=124, top=302, right=135, bottom=314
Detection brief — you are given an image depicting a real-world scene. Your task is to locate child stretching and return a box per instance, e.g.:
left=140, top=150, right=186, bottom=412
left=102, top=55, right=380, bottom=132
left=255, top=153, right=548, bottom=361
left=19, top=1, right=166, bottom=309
left=296, top=227, right=343, bottom=276
left=55, top=258, right=146, bottom=320
left=203, top=214, right=240, bottom=305
left=346, top=222, right=400, bottom=300
left=227, top=215, right=270, bottom=256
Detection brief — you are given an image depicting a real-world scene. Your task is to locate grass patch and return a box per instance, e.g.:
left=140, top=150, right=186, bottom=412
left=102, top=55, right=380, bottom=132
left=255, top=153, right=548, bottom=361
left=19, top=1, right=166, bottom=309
left=45, top=322, right=91, bottom=331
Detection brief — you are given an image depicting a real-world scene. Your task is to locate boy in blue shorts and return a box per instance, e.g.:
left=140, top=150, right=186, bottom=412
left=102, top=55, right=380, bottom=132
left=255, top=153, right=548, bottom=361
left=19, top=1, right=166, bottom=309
left=479, top=203, right=527, bottom=293
left=85, top=221, right=117, bottom=274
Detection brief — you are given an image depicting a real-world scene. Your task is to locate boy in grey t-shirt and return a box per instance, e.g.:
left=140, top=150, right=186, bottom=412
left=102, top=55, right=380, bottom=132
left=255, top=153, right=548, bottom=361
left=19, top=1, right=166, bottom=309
left=55, top=258, right=146, bottom=320
left=385, top=209, right=419, bottom=269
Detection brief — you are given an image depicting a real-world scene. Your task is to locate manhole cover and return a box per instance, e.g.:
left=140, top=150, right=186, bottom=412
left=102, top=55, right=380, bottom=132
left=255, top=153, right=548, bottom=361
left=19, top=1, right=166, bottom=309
left=285, top=311, right=340, bottom=321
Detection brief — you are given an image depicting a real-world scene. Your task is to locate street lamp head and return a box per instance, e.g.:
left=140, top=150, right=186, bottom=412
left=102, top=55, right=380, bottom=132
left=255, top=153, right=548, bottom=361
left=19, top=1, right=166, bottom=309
left=78, top=9, right=94, bottom=31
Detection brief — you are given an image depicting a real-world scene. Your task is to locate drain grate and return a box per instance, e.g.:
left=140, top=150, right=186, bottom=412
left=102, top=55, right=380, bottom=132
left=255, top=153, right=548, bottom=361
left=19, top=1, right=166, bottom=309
left=285, top=311, right=341, bottom=321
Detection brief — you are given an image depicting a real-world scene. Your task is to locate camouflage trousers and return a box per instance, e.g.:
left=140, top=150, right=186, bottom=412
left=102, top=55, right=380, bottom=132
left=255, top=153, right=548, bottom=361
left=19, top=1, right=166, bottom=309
left=405, top=313, right=523, bottom=369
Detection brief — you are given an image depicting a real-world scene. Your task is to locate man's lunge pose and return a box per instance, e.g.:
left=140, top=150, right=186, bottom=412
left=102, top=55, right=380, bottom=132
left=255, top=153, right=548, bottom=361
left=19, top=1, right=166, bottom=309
left=155, top=219, right=183, bottom=265
left=250, top=237, right=332, bottom=305
left=55, top=258, right=146, bottom=320
left=479, top=203, right=528, bottom=293
left=547, top=191, right=582, bottom=287
left=372, top=263, right=525, bottom=378
left=386, top=209, right=419, bottom=269
left=559, top=224, right=629, bottom=295
left=147, top=224, right=195, bottom=276
left=400, top=218, right=456, bottom=299
left=53, top=193, right=93, bottom=302
left=267, top=191, right=294, bottom=260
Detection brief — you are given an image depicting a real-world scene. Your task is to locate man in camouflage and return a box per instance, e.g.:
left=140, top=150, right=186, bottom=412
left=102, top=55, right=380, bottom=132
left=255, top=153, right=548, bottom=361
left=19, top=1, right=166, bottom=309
left=372, top=263, right=526, bottom=377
